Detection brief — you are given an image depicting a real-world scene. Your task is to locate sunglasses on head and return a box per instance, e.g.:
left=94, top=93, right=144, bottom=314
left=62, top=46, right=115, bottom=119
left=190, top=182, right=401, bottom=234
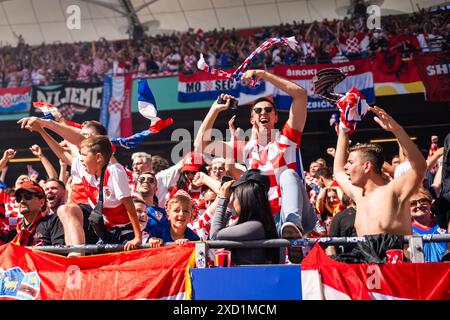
left=253, top=107, right=273, bottom=114
left=16, top=192, right=40, bottom=202
left=410, top=198, right=431, bottom=208
left=138, top=176, right=155, bottom=184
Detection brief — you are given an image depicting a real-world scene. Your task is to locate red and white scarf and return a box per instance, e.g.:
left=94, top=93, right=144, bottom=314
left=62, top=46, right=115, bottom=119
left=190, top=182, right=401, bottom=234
left=12, top=213, right=44, bottom=246
left=197, top=36, right=299, bottom=87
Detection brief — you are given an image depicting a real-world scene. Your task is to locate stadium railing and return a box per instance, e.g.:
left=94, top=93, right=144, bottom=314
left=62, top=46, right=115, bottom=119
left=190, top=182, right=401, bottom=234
left=30, top=234, right=450, bottom=266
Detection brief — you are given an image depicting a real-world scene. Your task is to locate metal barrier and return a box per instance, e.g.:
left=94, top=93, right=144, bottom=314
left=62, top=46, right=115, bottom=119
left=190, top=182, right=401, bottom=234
left=194, top=234, right=450, bottom=267
left=30, top=234, right=450, bottom=266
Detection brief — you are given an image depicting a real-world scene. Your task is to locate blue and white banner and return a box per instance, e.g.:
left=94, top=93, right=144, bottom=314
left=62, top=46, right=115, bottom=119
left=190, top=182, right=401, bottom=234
left=0, top=87, right=31, bottom=114
left=274, top=59, right=375, bottom=111
left=178, top=70, right=266, bottom=103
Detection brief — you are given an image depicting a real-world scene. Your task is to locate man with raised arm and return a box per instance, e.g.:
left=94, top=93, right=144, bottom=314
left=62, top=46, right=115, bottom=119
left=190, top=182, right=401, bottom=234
left=195, top=69, right=319, bottom=243
left=333, top=106, right=427, bottom=263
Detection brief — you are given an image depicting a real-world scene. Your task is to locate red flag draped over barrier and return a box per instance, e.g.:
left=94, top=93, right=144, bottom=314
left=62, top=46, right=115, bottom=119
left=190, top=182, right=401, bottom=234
left=301, top=244, right=450, bottom=300
left=413, top=52, right=450, bottom=102
left=0, top=243, right=194, bottom=300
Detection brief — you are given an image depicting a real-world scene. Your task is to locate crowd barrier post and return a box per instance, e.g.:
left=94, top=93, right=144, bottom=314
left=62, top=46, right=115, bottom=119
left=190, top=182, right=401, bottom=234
left=409, top=235, right=425, bottom=263
left=195, top=242, right=208, bottom=268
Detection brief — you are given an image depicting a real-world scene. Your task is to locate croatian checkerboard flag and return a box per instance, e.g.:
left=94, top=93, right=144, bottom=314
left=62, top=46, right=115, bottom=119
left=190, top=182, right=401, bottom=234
left=33, top=102, right=53, bottom=120
left=111, top=79, right=173, bottom=149
left=33, top=102, right=81, bottom=128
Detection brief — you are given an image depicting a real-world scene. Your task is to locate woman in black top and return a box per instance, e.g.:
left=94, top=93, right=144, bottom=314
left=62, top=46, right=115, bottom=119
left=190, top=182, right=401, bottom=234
left=209, top=169, right=279, bottom=265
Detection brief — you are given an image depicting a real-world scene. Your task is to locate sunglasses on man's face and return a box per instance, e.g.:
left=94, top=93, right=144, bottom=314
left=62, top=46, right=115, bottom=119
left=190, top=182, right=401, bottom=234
left=253, top=107, right=274, bottom=114
left=138, top=176, right=155, bottom=184
left=16, top=192, right=39, bottom=202
left=410, top=198, right=431, bottom=208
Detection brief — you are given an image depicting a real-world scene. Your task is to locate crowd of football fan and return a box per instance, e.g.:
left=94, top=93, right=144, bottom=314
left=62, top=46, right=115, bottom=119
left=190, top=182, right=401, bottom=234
left=0, top=4, right=449, bottom=265
left=0, top=5, right=449, bottom=88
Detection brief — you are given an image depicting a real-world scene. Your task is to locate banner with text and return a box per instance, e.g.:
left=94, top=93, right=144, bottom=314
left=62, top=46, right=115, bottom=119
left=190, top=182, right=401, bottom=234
left=178, top=70, right=266, bottom=103
left=30, top=82, right=103, bottom=122
left=414, top=52, right=450, bottom=102
left=0, top=243, right=193, bottom=300
left=274, top=59, right=375, bottom=111
left=0, top=87, right=31, bottom=114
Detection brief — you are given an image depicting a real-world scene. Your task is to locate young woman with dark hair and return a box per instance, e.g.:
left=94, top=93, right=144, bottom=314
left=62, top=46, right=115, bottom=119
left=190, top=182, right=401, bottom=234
left=209, top=169, right=279, bottom=265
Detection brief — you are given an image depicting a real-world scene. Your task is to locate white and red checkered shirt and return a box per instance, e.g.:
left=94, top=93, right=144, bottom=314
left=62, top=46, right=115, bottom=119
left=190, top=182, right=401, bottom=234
left=183, top=54, right=197, bottom=71
left=304, top=172, right=320, bottom=205
left=93, top=58, right=107, bottom=75
left=190, top=207, right=237, bottom=240
left=302, top=41, right=316, bottom=58
left=2, top=196, right=22, bottom=232
left=234, top=123, right=303, bottom=215
left=345, top=37, right=361, bottom=54
left=77, top=63, right=93, bottom=82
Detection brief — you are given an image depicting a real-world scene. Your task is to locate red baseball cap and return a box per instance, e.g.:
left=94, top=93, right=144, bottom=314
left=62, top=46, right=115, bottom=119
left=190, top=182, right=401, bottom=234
left=14, top=181, right=45, bottom=198
left=181, top=152, right=204, bottom=173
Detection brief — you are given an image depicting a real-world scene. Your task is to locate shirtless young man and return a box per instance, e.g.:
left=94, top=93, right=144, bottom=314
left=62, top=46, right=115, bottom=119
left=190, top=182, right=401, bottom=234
left=333, top=106, right=427, bottom=262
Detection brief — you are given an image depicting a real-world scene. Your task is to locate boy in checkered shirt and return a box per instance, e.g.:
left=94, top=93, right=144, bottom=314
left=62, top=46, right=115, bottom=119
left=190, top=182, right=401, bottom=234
left=196, top=69, right=319, bottom=241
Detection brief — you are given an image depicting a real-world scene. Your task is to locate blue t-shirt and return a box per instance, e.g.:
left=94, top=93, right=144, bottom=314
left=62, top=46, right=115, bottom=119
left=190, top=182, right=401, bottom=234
left=412, top=222, right=447, bottom=262
left=145, top=205, right=169, bottom=229
left=146, top=223, right=200, bottom=243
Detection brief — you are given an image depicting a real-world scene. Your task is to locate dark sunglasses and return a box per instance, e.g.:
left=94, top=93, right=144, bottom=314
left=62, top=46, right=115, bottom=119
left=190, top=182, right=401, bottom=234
left=410, top=198, right=431, bottom=208
left=138, top=176, right=155, bottom=184
left=16, top=192, right=40, bottom=202
left=184, top=171, right=197, bottom=175
left=253, top=107, right=273, bottom=114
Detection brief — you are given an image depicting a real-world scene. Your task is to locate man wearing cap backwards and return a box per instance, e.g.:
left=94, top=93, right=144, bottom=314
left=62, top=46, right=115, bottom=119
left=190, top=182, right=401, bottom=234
left=196, top=69, right=318, bottom=239
left=168, top=152, right=207, bottom=215
left=4, top=181, right=64, bottom=246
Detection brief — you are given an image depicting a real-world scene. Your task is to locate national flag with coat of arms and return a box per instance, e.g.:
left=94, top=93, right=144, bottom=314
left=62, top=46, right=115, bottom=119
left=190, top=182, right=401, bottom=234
left=0, top=87, right=31, bottom=114
left=99, top=74, right=133, bottom=139
left=110, top=79, right=173, bottom=149
left=0, top=243, right=195, bottom=300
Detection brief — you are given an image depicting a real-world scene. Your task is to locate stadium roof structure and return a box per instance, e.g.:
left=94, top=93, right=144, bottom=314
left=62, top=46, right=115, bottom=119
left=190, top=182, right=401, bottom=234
left=0, top=0, right=447, bottom=46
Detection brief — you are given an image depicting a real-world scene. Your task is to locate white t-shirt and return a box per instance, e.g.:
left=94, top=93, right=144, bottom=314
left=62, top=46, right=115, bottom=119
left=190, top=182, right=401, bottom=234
left=72, top=157, right=131, bottom=227
left=155, top=164, right=181, bottom=208
left=394, top=161, right=412, bottom=179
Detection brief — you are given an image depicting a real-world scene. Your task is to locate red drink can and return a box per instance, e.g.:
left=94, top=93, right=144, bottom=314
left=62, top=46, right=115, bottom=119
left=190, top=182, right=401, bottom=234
left=386, top=249, right=404, bottom=264
left=215, top=250, right=231, bottom=267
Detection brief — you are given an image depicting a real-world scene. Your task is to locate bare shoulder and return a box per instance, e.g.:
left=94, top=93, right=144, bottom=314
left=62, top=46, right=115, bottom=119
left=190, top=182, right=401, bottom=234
left=371, top=182, right=399, bottom=205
